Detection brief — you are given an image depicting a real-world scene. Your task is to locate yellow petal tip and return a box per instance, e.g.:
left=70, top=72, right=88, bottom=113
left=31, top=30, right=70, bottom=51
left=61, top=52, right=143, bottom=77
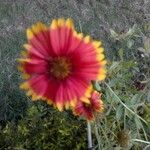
left=66, top=18, right=74, bottom=29
left=84, top=36, right=91, bottom=43
left=50, top=19, right=58, bottom=29
left=26, top=28, right=34, bottom=40
left=93, top=41, right=102, bottom=48
left=56, top=102, right=63, bottom=111
left=97, top=54, right=105, bottom=61
left=23, top=44, right=31, bottom=50
left=58, top=18, right=65, bottom=27
left=98, top=74, right=106, bottom=81
left=19, top=82, right=29, bottom=90
left=70, top=99, right=77, bottom=108
left=21, top=73, right=30, bottom=79
left=80, top=97, right=90, bottom=104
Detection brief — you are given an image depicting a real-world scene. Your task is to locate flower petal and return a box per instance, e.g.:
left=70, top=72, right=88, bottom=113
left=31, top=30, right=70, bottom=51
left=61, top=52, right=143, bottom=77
left=21, top=59, right=48, bottom=75
left=28, top=74, right=49, bottom=98
left=27, top=22, right=56, bottom=58
left=27, top=22, right=47, bottom=40
left=49, top=18, right=74, bottom=55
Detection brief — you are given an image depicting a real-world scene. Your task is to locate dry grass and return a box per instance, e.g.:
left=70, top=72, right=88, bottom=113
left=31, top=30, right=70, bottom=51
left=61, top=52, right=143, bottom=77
left=0, top=0, right=150, bottom=149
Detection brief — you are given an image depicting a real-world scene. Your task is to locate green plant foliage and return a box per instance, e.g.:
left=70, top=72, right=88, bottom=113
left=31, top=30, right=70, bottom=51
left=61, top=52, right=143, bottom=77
left=93, top=25, right=150, bottom=149
left=0, top=103, right=87, bottom=150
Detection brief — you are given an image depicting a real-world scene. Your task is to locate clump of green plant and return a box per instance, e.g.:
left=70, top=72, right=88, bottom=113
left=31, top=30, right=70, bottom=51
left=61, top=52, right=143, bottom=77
left=0, top=103, right=87, bottom=150
left=93, top=24, right=150, bottom=150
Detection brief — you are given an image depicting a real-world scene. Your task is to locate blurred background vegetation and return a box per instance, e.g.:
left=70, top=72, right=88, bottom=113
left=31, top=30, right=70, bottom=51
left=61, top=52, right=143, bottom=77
left=0, top=0, right=150, bottom=149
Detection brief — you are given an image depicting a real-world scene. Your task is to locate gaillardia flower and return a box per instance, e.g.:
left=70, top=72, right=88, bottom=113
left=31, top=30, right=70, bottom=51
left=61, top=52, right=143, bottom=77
left=18, top=18, right=106, bottom=111
left=73, top=91, right=104, bottom=121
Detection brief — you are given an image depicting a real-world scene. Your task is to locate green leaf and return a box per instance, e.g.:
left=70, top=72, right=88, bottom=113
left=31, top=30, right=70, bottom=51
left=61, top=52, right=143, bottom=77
left=130, top=94, right=140, bottom=105
left=118, top=48, right=124, bottom=61
left=93, top=81, right=101, bottom=91
left=110, top=29, right=118, bottom=38
left=134, top=117, right=143, bottom=129
left=144, top=37, right=150, bottom=51
left=127, top=39, right=134, bottom=49
left=116, top=104, right=123, bottom=121
left=147, top=91, right=150, bottom=102
left=114, top=147, right=122, bottom=150
left=109, top=61, right=120, bottom=71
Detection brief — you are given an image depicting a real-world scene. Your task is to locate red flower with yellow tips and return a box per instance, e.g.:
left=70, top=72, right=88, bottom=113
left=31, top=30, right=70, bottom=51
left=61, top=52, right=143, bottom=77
left=73, top=91, right=104, bottom=121
left=18, top=18, right=106, bottom=111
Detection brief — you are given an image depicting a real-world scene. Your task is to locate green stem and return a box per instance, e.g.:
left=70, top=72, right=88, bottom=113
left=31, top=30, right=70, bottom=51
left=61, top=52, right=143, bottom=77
left=87, top=121, right=93, bottom=150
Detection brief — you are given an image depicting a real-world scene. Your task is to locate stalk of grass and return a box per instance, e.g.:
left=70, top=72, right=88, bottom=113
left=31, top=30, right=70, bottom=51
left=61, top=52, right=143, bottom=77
left=132, top=139, right=150, bottom=145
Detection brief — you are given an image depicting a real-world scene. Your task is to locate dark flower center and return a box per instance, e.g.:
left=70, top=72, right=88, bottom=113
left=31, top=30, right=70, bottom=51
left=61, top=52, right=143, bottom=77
left=50, top=57, right=71, bottom=79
